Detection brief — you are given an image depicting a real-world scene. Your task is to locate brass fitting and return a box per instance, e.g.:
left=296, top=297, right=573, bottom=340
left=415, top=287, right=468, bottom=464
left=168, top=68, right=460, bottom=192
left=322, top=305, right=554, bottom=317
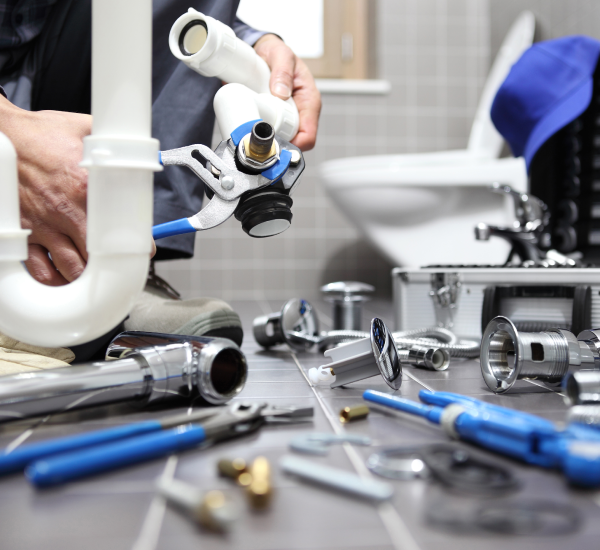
left=339, top=404, right=370, bottom=423
left=247, top=456, right=272, bottom=510
left=247, top=121, right=276, bottom=161
left=217, top=457, right=248, bottom=480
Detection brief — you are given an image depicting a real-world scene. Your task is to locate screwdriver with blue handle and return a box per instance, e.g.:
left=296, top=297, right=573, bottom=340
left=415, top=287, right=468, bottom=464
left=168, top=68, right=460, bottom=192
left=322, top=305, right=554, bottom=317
left=363, top=389, right=600, bottom=487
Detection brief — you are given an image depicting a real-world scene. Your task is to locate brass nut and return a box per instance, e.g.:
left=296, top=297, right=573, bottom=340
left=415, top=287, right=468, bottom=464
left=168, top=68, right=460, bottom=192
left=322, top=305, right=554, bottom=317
left=242, top=135, right=277, bottom=163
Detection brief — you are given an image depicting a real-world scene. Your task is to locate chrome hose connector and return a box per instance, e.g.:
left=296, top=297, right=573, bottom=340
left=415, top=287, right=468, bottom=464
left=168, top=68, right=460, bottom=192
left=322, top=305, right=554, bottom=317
left=480, top=316, right=600, bottom=394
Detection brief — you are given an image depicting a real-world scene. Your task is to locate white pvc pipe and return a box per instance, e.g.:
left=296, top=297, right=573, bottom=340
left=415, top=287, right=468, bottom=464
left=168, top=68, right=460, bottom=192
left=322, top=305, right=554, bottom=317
left=0, top=0, right=160, bottom=348
left=169, top=8, right=299, bottom=141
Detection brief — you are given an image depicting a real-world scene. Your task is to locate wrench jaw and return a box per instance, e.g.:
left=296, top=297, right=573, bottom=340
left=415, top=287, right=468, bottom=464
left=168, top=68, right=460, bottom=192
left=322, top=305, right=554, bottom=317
left=160, top=133, right=304, bottom=234
left=187, top=195, right=240, bottom=231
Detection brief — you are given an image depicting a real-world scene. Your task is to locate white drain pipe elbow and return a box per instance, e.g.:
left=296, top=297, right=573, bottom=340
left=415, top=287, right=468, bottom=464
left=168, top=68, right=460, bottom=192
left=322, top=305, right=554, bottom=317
left=169, top=8, right=299, bottom=141
left=0, top=0, right=161, bottom=348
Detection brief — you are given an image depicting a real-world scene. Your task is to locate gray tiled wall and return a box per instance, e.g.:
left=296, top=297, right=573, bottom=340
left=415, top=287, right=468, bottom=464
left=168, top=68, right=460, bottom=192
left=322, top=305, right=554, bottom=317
left=156, top=0, right=490, bottom=302
left=490, top=0, right=600, bottom=55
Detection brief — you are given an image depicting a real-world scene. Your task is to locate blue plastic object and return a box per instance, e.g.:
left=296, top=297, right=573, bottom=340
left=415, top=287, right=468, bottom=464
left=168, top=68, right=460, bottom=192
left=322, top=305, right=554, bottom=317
left=491, top=36, right=600, bottom=169
left=363, top=389, right=600, bottom=487
left=26, top=424, right=207, bottom=487
left=418, top=390, right=555, bottom=430
left=0, top=420, right=161, bottom=475
left=262, top=148, right=292, bottom=182
left=230, top=119, right=262, bottom=147
left=152, top=218, right=196, bottom=240
left=362, top=390, right=443, bottom=424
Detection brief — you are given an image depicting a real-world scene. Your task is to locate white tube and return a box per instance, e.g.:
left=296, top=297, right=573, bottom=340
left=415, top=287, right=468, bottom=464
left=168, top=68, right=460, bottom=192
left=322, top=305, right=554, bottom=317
left=0, top=0, right=161, bottom=348
left=169, top=8, right=299, bottom=141
left=213, top=84, right=299, bottom=141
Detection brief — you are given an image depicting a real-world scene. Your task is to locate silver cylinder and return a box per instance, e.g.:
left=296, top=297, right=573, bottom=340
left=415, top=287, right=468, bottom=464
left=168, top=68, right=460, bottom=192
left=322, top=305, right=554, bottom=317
left=0, top=332, right=247, bottom=422
left=0, top=356, right=149, bottom=422
left=406, top=346, right=450, bottom=371
left=252, top=313, right=283, bottom=348
left=321, top=281, right=374, bottom=331
left=252, top=299, right=319, bottom=351
left=480, top=316, right=599, bottom=394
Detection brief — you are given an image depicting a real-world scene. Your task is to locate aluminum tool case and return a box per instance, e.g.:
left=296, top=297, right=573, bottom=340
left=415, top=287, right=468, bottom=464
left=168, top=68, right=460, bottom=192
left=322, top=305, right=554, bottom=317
left=392, top=267, right=600, bottom=339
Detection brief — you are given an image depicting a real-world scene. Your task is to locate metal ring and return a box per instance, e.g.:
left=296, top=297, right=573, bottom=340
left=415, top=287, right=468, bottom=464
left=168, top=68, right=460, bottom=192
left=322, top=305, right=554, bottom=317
left=366, top=447, right=430, bottom=480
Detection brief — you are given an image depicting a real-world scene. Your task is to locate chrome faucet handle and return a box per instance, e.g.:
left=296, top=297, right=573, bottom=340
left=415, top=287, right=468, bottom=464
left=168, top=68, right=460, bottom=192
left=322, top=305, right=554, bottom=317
left=475, top=184, right=552, bottom=265
left=489, top=182, right=548, bottom=230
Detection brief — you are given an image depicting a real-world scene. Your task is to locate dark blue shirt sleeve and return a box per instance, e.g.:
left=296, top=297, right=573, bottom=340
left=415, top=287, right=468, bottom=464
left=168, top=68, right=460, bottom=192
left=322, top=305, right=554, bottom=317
left=0, top=85, right=6, bottom=99
left=231, top=16, right=268, bottom=46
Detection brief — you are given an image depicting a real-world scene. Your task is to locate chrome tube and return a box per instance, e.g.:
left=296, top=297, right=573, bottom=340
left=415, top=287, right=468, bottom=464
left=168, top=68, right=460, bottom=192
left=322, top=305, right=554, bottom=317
left=0, top=332, right=247, bottom=422
left=0, top=356, right=149, bottom=422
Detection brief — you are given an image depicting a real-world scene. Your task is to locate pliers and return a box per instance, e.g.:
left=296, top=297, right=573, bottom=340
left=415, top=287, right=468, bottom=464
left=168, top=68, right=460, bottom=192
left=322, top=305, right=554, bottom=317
left=0, top=402, right=312, bottom=486
left=152, top=120, right=298, bottom=240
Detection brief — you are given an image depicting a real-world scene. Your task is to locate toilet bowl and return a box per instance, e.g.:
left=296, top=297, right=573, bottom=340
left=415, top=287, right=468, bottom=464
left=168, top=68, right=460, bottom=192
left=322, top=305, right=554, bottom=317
left=319, top=12, right=535, bottom=268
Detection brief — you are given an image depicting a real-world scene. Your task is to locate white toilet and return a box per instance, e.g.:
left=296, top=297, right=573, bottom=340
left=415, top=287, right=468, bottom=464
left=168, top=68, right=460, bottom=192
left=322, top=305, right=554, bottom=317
left=319, top=12, right=535, bottom=267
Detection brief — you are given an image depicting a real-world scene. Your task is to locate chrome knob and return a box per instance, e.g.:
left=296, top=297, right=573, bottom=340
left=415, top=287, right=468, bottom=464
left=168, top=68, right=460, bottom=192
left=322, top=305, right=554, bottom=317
left=321, top=281, right=374, bottom=331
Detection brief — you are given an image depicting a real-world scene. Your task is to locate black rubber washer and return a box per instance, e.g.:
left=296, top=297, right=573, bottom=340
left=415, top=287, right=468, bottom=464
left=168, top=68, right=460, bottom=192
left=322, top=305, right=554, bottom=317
left=234, top=191, right=293, bottom=237
left=178, top=20, right=207, bottom=56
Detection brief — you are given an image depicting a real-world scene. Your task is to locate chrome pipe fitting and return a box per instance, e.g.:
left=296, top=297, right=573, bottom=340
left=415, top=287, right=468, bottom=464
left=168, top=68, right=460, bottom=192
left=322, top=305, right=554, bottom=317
left=480, top=316, right=600, bottom=394
left=567, top=405, right=600, bottom=427
left=0, top=332, right=247, bottom=422
left=404, top=345, right=450, bottom=372
left=252, top=298, right=319, bottom=352
left=563, top=370, right=600, bottom=405
left=325, top=318, right=403, bottom=390
left=321, top=281, right=374, bottom=331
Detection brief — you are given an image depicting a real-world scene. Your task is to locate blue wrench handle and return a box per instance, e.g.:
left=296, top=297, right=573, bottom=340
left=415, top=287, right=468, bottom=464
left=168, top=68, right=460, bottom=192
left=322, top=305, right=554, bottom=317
left=0, top=420, right=162, bottom=475
left=152, top=218, right=196, bottom=240
left=26, top=424, right=207, bottom=487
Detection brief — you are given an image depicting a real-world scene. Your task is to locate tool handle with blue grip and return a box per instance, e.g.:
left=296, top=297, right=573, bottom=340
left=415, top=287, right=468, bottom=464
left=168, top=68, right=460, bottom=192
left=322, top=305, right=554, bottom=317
left=418, top=390, right=555, bottom=430
left=364, top=389, right=560, bottom=467
left=0, top=420, right=162, bottom=475
left=363, top=390, right=443, bottom=424
left=26, top=424, right=207, bottom=487
left=153, top=218, right=196, bottom=240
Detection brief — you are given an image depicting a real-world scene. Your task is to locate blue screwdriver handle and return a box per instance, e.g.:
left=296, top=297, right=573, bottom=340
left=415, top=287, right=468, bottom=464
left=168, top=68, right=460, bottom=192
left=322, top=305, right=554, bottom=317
left=363, top=390, right=443, bottom=424
left=26, top=424, right=206, bottom=487
left=0, top=420, right=162, bottom=475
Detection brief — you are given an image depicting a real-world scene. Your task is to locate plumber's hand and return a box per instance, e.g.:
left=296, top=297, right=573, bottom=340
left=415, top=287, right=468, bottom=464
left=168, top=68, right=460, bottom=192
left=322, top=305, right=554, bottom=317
left=0, top=99, right=92, bottom=286
left=253, top=34, right=321, bottom=151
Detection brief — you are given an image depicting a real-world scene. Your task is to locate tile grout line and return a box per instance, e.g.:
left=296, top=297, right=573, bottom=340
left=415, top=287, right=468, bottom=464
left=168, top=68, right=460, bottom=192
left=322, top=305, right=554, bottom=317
left=525, top=379, right=566, bottom=398
left=291, top=352, right=422, bottom=550
left=403, top=370, right=434, bottom=393
left=130, top=455, right=178, bottom=550
left=130, top=401, right=199, bottom=550
left=3, top=413, right=53, bottom=455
